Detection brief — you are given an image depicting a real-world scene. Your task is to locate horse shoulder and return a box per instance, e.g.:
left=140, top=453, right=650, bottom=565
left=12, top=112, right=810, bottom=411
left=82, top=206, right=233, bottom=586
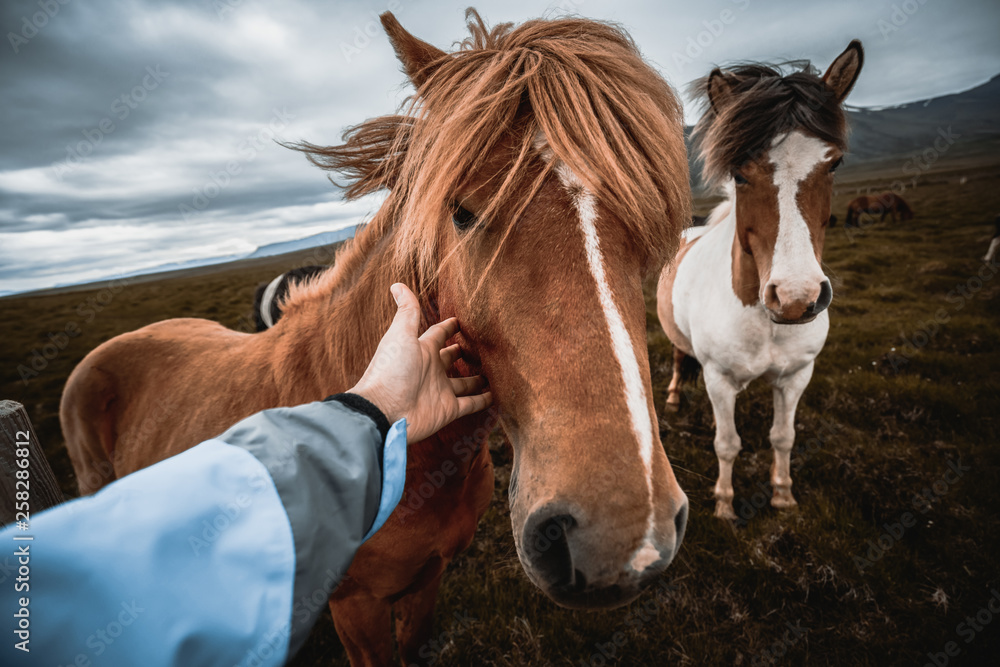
left=657, top=232, right=705, bottom=354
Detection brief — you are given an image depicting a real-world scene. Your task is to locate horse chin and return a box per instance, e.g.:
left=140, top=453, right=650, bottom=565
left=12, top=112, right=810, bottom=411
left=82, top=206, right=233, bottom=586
left=540, top=581, right=644, bottom=610
left=522, top=564, right=651, bottom=610
left=767, top=312, right=818, bottom=325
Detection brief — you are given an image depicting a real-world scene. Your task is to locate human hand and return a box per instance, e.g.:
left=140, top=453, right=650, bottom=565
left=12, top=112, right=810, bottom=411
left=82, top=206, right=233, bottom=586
left=349, top=283, right=493, bottom=443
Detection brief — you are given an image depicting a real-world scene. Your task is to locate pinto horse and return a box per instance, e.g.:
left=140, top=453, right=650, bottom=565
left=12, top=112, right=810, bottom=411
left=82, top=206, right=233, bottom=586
left=845, top=192, right=913, bottom=227
left=61, top=10, right=691, bottom=665
left=658, top=42, right=864, bottom=520
left=253, top=265, right=327, bottom=331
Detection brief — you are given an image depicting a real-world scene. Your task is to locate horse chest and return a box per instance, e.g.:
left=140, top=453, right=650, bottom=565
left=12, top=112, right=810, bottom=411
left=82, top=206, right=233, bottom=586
left=704, top=310, right=829, bottom=386
left=672, top=224, right=828, bottom=383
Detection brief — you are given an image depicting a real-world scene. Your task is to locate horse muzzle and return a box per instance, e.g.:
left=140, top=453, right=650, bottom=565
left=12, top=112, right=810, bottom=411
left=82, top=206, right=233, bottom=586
left=764, top=279, right=832, bottom=324
left=516, top=496, right=688, bottom=609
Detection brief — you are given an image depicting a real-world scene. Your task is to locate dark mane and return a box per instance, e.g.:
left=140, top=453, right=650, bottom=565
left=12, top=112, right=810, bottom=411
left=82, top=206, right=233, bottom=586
left=691, top=61, right=848, bottom=186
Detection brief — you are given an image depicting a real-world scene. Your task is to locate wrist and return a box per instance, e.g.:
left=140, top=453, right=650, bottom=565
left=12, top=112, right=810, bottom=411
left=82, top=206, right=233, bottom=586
left=348, top=383, right=401, bottom=425
left=326, top=391, right=393, bottom=442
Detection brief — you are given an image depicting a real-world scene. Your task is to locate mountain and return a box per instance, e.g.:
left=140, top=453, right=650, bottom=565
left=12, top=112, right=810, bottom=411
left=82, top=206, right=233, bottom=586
left=245, top=225, right=359, bottom=259
left=844, top=74, right=1000, bottom=162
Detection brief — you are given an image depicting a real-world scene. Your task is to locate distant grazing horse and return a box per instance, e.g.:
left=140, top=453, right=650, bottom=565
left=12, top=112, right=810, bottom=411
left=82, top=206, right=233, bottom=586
left=253, top=265, right=327, bottom=331
left=658, top=41, right=864, bottom=520
left=845, top=192, right=913, bottom=227
left=61, top=10, right=691, bottom=665
left=984, top=216, right=1000, bottom=263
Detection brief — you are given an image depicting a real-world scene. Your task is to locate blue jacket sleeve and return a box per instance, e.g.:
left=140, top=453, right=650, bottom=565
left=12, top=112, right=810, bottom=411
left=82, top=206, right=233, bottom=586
left=0, top=395, right=407, bottom=667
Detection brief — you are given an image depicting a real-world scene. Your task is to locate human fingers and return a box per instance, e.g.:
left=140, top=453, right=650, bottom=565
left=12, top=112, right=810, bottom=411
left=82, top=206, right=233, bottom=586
left=439, top=343, right=462, bottom=368
left=450, top=375, right=486, bottom=397
left=420, top=317, right=459, bottom=349
left=455, top=391, right=493, bottom=418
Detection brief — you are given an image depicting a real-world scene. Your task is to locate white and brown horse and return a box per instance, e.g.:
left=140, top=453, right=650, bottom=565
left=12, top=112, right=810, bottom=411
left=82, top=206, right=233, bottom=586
left=658, top=42, right=863, bottom=520
left=61, top=10, right=691, bottom=665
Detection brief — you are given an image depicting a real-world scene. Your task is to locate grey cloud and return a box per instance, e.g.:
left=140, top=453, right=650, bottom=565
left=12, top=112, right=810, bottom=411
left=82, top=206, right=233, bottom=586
left=0, top=0, right=997, bottom=293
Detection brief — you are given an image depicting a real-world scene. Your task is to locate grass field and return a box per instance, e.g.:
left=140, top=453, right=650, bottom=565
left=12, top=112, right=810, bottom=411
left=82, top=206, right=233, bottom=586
left=1, top=154, right=998, bottom=665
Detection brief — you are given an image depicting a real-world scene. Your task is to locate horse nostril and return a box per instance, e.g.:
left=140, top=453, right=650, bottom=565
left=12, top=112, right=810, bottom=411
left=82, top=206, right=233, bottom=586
left=764, top=283, right=780, bottom=309
left=524, top=512, right=578, bottom=589
left=674, top=501, right=688, bottom=550
left=815, top=280, right=833, bottom=313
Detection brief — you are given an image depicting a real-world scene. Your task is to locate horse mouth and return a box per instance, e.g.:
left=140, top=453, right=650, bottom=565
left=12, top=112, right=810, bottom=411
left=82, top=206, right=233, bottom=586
left=768, top=313, right=818, bottom=325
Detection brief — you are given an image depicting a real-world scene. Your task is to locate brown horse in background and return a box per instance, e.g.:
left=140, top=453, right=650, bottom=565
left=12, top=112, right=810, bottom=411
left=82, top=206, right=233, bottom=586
left=60, top=10, right=691, bottom=666
left=845, top=191, right=914, bottom=227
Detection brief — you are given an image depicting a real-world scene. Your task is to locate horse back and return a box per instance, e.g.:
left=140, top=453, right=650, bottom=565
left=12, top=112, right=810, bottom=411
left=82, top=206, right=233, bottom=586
left=61, top=318, right=284, bottom=491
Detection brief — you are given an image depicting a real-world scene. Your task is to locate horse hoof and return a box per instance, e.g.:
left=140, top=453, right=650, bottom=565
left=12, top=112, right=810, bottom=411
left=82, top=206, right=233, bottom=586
left=771, top=491, right=798, bottom=509
left=714, top=501, right=737, bottom=520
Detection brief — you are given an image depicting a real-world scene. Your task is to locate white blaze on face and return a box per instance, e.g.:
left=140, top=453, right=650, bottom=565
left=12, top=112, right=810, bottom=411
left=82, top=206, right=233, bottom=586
left=767, top=131, right=831, bottom=301
left=554, top=162, right=660, bottom=573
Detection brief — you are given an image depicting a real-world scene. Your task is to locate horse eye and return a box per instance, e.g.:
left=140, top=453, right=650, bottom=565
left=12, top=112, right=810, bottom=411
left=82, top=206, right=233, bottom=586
left=733, top=171, right=748, bottom=186
left=451, top=202, right=477, bottom=231
left=830, top=157, right=844, bottom=173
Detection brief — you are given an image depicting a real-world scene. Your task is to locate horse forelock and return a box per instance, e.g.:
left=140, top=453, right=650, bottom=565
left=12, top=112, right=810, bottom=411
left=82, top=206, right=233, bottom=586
left=691, top=61, right=849, bottom=187
left=290, top=11, right=689, bottom=299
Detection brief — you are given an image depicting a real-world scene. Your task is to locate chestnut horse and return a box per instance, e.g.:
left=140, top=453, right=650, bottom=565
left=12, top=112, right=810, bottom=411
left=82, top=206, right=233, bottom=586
left=845, top=191, right=914, bottom=227
left=61, top=10, right=691, bottom=665
left=658, top=42, right=863, bottom=520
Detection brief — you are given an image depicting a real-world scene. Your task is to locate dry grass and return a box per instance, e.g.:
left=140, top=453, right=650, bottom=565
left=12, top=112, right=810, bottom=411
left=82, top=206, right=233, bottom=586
left=1, top=157, right=998, bottom=666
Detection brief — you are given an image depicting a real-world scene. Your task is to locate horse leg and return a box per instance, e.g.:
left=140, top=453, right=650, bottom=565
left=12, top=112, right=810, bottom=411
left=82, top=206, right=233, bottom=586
left=984, top=236, right=1000, bottom=263
left=704, top=366, right=741, bottom=520
left=665, top=346, right=686, bottom=412
left=393, top=565, right=446, bottom=666
left=60, top=364, right=119, bottom=495
left=768, top=363, right=814, bottom=509
left=329, top=591, right=394, bottom=667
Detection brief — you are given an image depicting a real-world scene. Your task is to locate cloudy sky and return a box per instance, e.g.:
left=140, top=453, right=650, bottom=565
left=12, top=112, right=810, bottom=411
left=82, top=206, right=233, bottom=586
left=1, top=0, right=998, bottom=294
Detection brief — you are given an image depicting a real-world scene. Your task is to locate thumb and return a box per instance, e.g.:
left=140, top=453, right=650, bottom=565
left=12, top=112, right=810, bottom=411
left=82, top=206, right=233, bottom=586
left=388, top=283, right=421, bottom=337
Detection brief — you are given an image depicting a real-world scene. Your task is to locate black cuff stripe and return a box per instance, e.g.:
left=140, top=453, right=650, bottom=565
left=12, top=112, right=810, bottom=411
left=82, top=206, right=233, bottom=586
left=324, top=393, right=391, bottom=442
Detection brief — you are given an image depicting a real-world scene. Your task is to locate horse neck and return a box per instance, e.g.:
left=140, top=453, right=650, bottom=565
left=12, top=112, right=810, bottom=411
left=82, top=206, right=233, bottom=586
left=272, top=212, right=493, bottom=475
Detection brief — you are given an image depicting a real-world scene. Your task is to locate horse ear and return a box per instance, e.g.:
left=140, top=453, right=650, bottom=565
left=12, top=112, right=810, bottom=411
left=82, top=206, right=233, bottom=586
left=706, top=68, right=738, bottom=112
left=380, top=12, right=448, bottom=89
left=822, top=40, right=864, bottom=103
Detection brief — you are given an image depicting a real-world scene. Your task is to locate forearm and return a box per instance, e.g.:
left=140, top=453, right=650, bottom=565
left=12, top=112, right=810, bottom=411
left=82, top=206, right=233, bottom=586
left=0, top=397, right=406, bottom=666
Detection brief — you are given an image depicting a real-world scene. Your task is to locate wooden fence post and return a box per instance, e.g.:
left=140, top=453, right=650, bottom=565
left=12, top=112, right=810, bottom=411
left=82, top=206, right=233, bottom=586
left=0, top=400, right=64, bottom=526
